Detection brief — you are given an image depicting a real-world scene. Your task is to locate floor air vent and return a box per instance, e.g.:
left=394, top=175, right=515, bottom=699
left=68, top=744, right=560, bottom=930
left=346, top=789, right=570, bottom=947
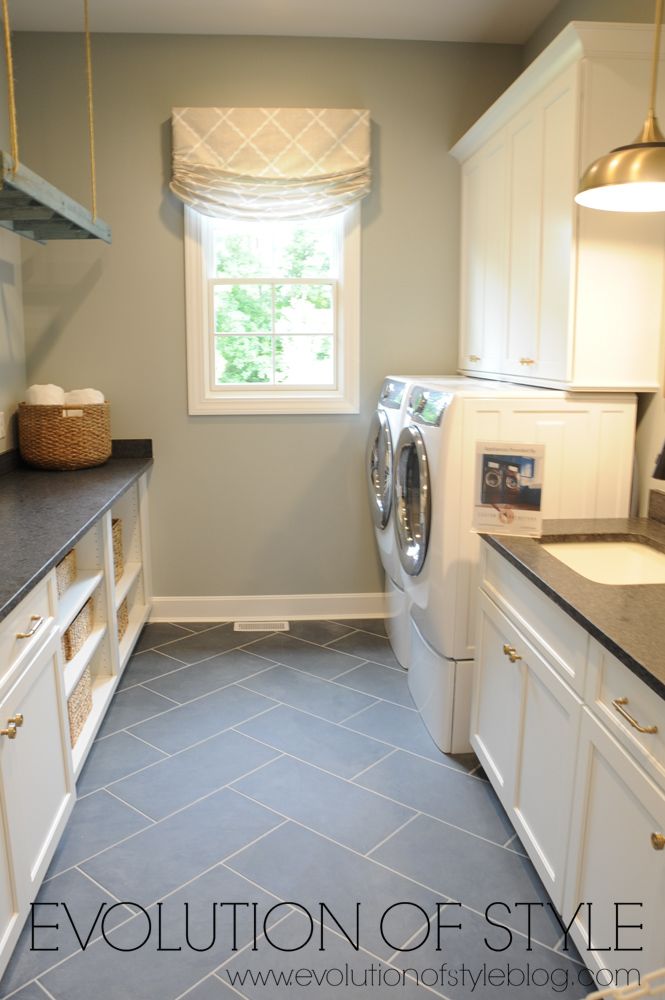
left=233, top=621, right=290, bottom=632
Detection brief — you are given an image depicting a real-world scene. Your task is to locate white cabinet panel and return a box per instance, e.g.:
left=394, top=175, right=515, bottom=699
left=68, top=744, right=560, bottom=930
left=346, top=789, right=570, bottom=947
left=563, top=709, right=665, bottom=976
left=0, top=800, right=17, bottom=966
left=0, top=628, right=74, bottom=907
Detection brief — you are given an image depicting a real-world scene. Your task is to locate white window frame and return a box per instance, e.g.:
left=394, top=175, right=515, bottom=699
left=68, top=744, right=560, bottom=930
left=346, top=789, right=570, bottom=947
left=184, top=205, right=360, bottom=415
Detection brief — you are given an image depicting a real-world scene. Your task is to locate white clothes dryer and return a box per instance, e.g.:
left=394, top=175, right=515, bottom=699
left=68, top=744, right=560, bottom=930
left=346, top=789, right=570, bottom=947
left=393, top=378, right=637, bottom=754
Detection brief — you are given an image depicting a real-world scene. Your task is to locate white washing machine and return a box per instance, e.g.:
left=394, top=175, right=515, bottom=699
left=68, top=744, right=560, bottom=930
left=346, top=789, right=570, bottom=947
left=366, top=376, right=413, bottom=666
left=393, top=379, right=637, bottom=754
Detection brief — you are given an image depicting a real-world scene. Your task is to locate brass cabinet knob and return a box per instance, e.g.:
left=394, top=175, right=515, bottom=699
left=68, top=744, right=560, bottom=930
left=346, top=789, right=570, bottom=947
left=502, top=643, right=522, bottom=663
left=468, top=354, right=481, bottom=363
left=652, top=833, right=665, bottom=851
left=519, top=357, right=536, bottom=366
left=0, top=723, right=17, bottom=740
left=9, top=714, right=23, bottom=728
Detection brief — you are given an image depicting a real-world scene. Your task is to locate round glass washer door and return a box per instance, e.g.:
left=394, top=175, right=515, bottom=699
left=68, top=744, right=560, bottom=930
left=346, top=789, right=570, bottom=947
left=394, top=424, right=431, bottom=576
left=366, top=409, right=393, bottom=530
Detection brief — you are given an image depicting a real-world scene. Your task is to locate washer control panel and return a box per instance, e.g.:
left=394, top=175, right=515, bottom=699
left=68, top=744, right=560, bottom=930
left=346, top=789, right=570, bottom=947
left=407, top=386, right=452, bottom=426
left=379, top=378, right=406, bottom=410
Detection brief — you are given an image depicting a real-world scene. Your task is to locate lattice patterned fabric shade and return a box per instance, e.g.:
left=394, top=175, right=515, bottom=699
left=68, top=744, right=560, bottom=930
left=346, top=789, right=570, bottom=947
left=170, top=107, right=371, bottom=220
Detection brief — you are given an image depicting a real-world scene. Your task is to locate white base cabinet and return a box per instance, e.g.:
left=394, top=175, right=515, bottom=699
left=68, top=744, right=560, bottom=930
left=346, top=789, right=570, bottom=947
left=451, top=22, right=665, bottom=392
left=475, top=541, right=665, bottom=976
left=0, top=470, right=152, bottom=979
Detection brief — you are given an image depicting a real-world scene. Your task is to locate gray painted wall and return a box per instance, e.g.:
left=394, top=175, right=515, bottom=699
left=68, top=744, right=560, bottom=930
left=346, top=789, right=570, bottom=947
left=524, top=0, right=665, bottom=512
left=15, top=33, right=522, bottom=597
left=0, top=66, right=25, bottom=454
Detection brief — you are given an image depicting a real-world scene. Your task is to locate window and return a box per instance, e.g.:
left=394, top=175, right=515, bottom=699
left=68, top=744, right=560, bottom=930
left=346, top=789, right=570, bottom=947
left=184, top=205, right=360, bottom=414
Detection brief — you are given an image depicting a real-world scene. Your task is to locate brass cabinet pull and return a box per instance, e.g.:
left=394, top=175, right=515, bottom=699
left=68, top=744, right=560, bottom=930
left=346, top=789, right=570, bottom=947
left=468, top=354, right=481, bottom=362
left=8, top=714, right=23, bottom=728
left=652, top=833, right=665, bottom=850
left=502, top=643, right=522, bottom=663
left=16, top=615, right=44, bottom=640
left=0, top=723, right=17, bottom=740
left=519, top=357, right=536, bottom=366
left=612, top=697, right=658, bottom=734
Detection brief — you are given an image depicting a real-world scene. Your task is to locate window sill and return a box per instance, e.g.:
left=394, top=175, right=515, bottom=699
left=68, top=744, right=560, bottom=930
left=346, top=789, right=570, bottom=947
left=188, top=392, right=359, bottom=416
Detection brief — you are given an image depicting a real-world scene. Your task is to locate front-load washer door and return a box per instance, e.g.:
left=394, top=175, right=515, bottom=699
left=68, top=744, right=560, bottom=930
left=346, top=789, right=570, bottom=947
left=394, top=424, right=431, bottom=576
left=367, top=408, right=393, bottom=529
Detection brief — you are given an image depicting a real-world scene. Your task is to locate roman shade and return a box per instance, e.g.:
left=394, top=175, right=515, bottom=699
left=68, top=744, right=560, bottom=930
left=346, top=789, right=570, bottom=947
left=170, top=107, right=371, bottom=220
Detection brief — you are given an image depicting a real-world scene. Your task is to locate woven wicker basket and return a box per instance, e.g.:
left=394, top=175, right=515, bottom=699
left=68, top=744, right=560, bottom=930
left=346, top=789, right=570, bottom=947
left=55, top=549, right=77, bottom=598
left=67, top=666, right=93, bottom=748
left=62, top=595, right=94, bottom=662
left=112, top=518, right=124, bottom=583
left=18, top=402, right=111, bottom=471
left=117, top=598, right=129, bottom=642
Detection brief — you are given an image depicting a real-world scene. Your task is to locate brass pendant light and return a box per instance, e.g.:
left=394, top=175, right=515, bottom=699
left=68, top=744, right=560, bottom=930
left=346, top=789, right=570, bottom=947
left=575, top=0, right=665, bottom=212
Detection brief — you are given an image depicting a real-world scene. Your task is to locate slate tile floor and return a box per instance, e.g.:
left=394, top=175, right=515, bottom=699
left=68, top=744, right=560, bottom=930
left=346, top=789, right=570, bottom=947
left=0, top=620, right=589, bottom=1000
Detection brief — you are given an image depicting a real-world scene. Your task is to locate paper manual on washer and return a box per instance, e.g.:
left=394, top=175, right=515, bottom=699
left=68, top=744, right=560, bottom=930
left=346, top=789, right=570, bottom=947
left=472, top=442, right=545, bottom=537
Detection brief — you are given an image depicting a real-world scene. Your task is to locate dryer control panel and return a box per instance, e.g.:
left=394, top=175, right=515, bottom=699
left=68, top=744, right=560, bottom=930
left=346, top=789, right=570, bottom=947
left=380, top=379, right=406, bottom=409
left=407, top=386, right=452, bottom=426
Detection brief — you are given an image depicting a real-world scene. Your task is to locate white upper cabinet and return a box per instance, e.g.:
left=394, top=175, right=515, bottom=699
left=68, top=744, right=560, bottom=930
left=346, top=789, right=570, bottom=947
left=451, top=22, right=665, bottom=391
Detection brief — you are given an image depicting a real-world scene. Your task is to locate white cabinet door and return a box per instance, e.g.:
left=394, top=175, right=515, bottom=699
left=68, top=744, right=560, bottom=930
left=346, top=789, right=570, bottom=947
left=473, top=590, right=581, bottom=906
left=505, top=103, right=543, bottom=378
left=0, top=800, right=18, bottom=969
left=0, top=628, right=74, bottom=909
left=471, top=592, right=522, bottom=797
left=459, top=150, right=486, bottom=373
left=563, top=709, right=665, bottom=977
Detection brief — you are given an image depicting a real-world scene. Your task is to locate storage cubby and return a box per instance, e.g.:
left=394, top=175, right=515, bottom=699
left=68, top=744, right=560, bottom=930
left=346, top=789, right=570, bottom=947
left=50, top=472, right=152, bottom=777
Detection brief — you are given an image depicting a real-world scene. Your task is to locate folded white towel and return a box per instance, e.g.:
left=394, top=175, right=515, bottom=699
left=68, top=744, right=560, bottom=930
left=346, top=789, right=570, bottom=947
left=64, top=388, right=105, bottom=405
left=25, top=384, right=65, bottom=405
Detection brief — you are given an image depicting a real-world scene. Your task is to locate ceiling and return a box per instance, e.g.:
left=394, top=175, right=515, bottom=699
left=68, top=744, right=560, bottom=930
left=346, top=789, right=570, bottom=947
left=9, top=0, right=561, bottom=44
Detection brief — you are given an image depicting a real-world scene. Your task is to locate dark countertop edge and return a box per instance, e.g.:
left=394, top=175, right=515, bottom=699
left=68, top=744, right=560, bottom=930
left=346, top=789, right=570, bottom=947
left=0, top=455, right=153, bottom=623
left=0, top=440, right=152, bottom=476
left=482, top=531, right=665, bottom=702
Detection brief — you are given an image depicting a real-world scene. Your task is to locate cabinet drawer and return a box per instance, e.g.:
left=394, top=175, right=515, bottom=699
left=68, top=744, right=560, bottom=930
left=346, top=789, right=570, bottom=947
left=586, top=638, right=665, bottom=789
left=481, top=542, right=588, bottom=694
left=0, top=577, right=54, bottom=690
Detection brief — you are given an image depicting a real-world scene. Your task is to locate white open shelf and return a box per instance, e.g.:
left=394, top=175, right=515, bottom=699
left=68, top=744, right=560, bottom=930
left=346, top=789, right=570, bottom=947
left=71, top=673, right=117, bottom=777
left=57, top=571, right=103, bottom=632
left=115, top=562, right=141, bottom=608
left=119, top=603, right=150, bottom=672
left=63, top=624, right=107, bottom=699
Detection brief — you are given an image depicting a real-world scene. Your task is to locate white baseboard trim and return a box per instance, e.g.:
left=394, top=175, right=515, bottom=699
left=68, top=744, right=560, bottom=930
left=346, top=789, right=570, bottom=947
left=150, top=592, right=386, bottom=623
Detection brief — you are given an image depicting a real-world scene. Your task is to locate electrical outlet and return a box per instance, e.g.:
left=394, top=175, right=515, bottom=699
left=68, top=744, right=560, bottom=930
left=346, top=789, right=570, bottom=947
left=0, top=412, right=5, bottom=439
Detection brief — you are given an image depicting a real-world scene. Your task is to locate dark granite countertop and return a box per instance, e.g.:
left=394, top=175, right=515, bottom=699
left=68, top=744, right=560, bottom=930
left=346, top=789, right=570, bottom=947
left=0, top=447, right=152, bottom=622
left=483, top=517, right=665, bottom=701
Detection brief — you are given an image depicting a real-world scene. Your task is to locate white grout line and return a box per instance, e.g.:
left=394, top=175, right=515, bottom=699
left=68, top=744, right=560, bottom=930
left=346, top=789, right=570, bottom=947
left=136, top=684, right=182, bottom=705
left=386, top=911, right=435, bottom=964
left=502, top=832, right=518, bottom=848
left=365, top=810, right=420, bottom=856
left=338, top=700, right=383, bottom=724
left=350, top=746, right=398, bottom=781
left=35, top=982, right=59, bottom=1000
left=103, top=786, right=158, bottom=824
left=75, top=866, right=136, bottom=912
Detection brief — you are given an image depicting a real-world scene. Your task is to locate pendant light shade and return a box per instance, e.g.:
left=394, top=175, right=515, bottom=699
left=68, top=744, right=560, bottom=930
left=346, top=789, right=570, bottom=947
left=575, top=0, right=665, bottom=212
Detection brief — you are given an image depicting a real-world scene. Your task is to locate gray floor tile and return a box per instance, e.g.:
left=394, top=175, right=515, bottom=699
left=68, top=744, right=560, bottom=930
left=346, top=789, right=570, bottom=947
left=333, top=660, right=413, bottom=707
left=334, top=618, right=387, bottom=637
left=391, top=904, right=588, bottom=999
left=356, top=750, right=513, bottom=844
left=111, top=730, right=279, bottom=820
left=330, top=629, right=400, bottom=667
left=81, top=788, right=281, bottom=906
left=117, top=648, right=187, bottom=691
left=234, top=755, right=415, bottom=853
left=219, top=911, right=435, bottom=998
left=77, top=731, right=167, bottom=796
left=154, top=623, right=246, bottom=664
left=239, top=665, right=376, bottom=723
left=96, top=685, right=176, bottom=739
left=173, top=622, right=226, bottom=632
left=226, top=821, right=441, bottom=960
left=242, top=633, right=364, bottom=680
left=344, top=700, right=479, bottom=768
left=6, top=987, right=51, bottom=1000
left=372, top=813, right=563, bottom=948
left=186, top=978, right=236, bottom=998
left=46, top=790, right=151, bottom=877
left=129, top=684, right=277, bottom=754
left=285, top=620, right=355, bottom=644
left=237, top=704, right=391, bottom=779
left=0, top=868, right=131, bottom=998
left=134, top=622, right=193, bottom=653
left=40, top=864, right=278, bottom=1000
left=143, top=649, right=274, bottom=703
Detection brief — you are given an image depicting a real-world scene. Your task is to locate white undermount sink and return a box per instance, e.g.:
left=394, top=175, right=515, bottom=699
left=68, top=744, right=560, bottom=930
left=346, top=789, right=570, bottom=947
left=541, top=539, right=665, bottom=586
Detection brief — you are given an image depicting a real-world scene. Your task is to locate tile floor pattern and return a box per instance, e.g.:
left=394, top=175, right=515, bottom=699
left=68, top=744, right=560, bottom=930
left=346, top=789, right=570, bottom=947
left=0, top=620, right=591, bottom=1000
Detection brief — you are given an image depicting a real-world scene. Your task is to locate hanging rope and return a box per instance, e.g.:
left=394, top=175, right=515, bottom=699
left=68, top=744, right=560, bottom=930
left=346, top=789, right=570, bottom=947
left=83, top=0, right=97, bottom=220
left=1, top=0, right=19, bottom=172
